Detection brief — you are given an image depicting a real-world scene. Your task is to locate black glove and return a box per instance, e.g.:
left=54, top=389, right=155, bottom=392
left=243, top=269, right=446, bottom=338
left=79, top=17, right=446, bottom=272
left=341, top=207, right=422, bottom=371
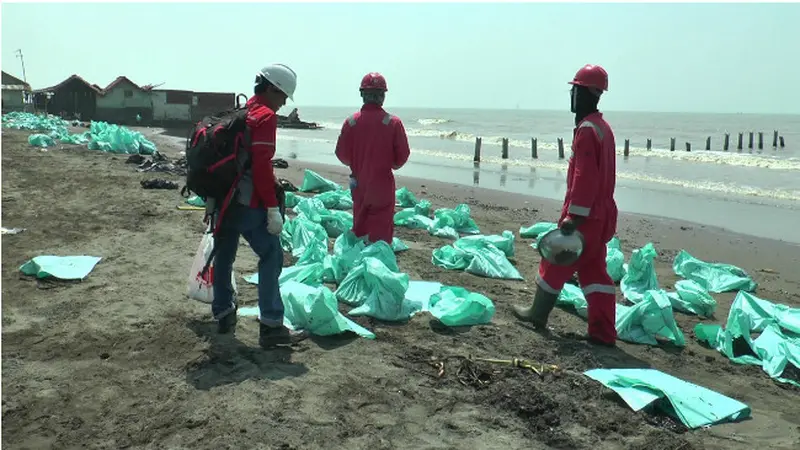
left=560, top=218, right=576, bottom=236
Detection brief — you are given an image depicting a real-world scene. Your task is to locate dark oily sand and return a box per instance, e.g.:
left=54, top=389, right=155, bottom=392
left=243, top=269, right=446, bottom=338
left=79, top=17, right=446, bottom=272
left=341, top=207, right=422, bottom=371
left=2, top=128, right=799, bottom=450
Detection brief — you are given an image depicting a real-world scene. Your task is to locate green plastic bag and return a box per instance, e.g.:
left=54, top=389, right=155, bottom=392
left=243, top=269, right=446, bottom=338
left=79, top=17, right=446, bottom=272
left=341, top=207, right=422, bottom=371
left=320, top=210, right=354, bottom=238
left=695, top=291, right=800, bottom=386
left=519, top=221, right=557, bottom=240
left=19, top=255, right=102, bottom=280
left=666, top=280, right=717, bottom=317
left=557, top=286, right=685, bottom=347
left=605, top=237, right=626, bottom=283
left=288, top=217, right=329, bottom=258
left=244, top=261, right=326, bottom=287
left=299, top=169, right=340, bottom=193
left=280, top=280, right=376, bottom=339
left=673, top=250, right=757, bottom=293
left=59, top=131, right=90, bottom=145
left=28, top=134, right=56, bottom=148
left=430, top=204, right=481, bottom=236
left=394, top=200, right=434, bottom=229
left=616, top=290, right=686, bottom=347
left=285, top=192, right=301, bottom=208
left=314, top=189, right=353, bottom=210
left=432, top=232, right=523, bottom=280
left=620, top=243, right=659, bottom=302
left=395, top=187, right=419, bottom=207
left=392, top=238, right=409, bottom=252
left=585, top=368, right=751, bottom=429
left=335, top=257, right=409, bottom=309
left=186, top=195, right=206, bottom=207
left=428, top=286, right=495, bottom=326
left=86, top=121, right=158, bottom=154
left=328, top=234, right=398, bottom=284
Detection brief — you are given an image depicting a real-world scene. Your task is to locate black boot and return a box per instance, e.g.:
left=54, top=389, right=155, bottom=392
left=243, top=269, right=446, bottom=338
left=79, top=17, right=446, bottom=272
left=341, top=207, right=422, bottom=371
left=259, top=324, right=309, bottom=348
left=217, top=311, right=238, bottom=334
left=513, top=289, right=560, bottom=329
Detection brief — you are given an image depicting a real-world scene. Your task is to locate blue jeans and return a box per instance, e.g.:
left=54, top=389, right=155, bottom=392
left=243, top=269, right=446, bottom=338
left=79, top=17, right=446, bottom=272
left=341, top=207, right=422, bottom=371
left=212, top=204, right=284, bottom=327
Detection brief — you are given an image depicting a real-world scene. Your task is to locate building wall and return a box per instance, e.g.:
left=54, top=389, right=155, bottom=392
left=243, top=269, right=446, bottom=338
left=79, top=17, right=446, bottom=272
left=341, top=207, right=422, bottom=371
left=95, top=79, right=153, bottom=124
left=151, top=90, right=192, bottom=124
left=190, top=92, right=234, bottom=122
left=2, top=89, right=25, bottom=111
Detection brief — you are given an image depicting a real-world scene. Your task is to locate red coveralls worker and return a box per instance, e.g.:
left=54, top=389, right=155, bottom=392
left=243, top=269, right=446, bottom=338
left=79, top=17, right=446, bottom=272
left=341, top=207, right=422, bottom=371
left=212, top=63, right=308, bottom=348
left=514, top=64, right=618, bottom=346
left=335, top=72, right=411, bottom=244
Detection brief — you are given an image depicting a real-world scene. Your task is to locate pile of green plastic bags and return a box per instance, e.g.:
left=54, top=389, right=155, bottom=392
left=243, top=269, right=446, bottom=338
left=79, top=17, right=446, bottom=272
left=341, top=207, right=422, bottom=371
left=2, top=111, right=157, bottom=155
left=240, top=169, right=498, bottom=338
left=517, top=221, right=780, bottom=353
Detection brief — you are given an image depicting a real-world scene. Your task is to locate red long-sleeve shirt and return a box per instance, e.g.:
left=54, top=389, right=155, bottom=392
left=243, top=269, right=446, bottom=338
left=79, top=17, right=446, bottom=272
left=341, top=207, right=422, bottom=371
left=244, top=96, right=279, bottom=208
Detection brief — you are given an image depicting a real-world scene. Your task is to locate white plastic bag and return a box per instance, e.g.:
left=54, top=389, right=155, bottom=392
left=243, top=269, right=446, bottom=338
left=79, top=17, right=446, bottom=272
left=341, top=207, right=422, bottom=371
left=187, top=232, right=238, bottom=304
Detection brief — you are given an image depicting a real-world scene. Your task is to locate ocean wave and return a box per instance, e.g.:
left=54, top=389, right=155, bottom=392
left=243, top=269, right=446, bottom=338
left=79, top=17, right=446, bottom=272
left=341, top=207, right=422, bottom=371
left=401, top=128, right=800, bottom=171
left=417, top=118, right=452, bottom=126
left=277, top=126, right=800, bottom=171
left=409, top=148, right=800, bottom=202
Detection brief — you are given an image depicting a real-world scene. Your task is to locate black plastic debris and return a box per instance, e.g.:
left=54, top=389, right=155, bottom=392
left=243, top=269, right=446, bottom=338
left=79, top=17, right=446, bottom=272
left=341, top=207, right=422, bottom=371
left=273, top=158, right=289, bottom=169
left=277, top=178, right=298, bottom=192
left=126, top=154, right=146, bottom=164
left=141, top=179, right=179, bottom=190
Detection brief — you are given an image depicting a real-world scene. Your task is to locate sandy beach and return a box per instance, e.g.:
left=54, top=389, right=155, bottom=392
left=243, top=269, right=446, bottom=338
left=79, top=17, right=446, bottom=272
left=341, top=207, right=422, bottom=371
left=2, top=127, right=799, bottom=450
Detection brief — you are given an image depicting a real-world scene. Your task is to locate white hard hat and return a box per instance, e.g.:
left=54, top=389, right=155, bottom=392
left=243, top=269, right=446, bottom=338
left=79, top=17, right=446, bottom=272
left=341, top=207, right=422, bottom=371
left=257, top=63, right=297, bottom=100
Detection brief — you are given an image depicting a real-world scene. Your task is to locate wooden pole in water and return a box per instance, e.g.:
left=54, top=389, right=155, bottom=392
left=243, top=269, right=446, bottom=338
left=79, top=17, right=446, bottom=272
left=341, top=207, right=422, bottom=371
left=686, top=142, right=691, bottom=152
left=758, top=132, right=764, bottom=150
left=779, top=136, right=785, bottom=148
left=773, top=130, right=779, bottom=147
left=623, top=139, right=630, bottom=157
left=473, top=137, right=482, bottom=163
left=737, top=133, right=743, bottom=150
left=501, top=138, right=509, bottom=159
left=705, top=137, right=711, bottom=150
left=723, top=133, right=730, bottom=151
left=531, top=138, right=538, bottom=159
left=670, top=137, right=676, bottom=151
left=557, top=138, right=565, bottom=159
left=646, top=138, right=652, bottom=151
left=748, top=132, right=754, bottom=149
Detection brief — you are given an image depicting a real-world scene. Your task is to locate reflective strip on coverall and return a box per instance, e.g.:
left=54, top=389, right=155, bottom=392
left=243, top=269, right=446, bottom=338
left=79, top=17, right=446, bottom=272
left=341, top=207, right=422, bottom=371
left=335, top=103, right=411, bottom=244
left=537, top=111, right=619, bottom=344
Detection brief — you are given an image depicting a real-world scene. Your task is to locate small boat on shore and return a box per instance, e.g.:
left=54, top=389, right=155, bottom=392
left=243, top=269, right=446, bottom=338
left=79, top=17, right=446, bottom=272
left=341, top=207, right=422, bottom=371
left=277, top=108, right=322, bottom=130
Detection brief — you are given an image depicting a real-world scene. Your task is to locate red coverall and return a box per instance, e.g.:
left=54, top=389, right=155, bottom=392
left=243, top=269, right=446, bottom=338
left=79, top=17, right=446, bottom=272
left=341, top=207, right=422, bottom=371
left=236, top=96, right=279, bottom=208
left=538, top=112, right=618, bottom=344
left=335, top=104, right=411, bottom=244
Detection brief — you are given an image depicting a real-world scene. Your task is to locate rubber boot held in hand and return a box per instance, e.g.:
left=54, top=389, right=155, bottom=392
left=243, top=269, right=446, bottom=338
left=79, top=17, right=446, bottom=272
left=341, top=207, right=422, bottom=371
left=513, top=289, right=560, bottom=329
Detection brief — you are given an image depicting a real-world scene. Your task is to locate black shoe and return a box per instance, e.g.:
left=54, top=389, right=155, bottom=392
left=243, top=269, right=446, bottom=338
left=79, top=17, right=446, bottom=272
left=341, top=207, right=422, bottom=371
left=259, top=324, right=309, bottom=348
left=217, top=310, right=238, bottom=334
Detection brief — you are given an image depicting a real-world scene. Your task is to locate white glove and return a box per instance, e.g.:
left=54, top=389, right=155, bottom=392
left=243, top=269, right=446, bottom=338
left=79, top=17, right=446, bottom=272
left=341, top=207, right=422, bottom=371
left=267, top=208, right=283, bottom=235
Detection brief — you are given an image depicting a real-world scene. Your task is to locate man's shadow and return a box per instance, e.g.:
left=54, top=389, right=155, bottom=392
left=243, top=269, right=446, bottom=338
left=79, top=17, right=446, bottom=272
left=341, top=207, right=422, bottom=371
left=185, top=320, right=309, bottom=390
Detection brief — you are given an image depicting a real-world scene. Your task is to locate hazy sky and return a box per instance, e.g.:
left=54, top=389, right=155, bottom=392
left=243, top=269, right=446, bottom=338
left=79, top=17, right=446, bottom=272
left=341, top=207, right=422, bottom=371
left=2, top=2, right=799, bottom=114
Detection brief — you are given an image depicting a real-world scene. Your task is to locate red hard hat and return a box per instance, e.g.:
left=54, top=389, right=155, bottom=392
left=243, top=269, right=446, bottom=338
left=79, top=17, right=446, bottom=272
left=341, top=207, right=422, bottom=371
left=360, top=72, right=388, bottom=92
left=568, top=64, right=608, bottom=92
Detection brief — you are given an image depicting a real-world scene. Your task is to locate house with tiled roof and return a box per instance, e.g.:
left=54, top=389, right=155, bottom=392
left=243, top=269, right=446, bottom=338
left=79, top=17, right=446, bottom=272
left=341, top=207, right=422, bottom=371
left=32, top=74, right=100, bottom=119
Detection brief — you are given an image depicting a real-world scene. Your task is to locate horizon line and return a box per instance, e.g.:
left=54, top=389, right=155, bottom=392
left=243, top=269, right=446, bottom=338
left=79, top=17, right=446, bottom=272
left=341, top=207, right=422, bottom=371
left=292, top=105, right=800, bottom=116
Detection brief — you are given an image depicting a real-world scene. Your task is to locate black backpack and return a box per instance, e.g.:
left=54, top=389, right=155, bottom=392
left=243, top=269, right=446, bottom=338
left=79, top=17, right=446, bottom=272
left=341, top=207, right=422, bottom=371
left=182, top=95, right=251, bottom=202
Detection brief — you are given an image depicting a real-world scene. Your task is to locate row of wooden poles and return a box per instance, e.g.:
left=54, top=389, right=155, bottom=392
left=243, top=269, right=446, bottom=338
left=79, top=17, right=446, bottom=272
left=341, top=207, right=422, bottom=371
left=473, top=130, right=787, bottom=162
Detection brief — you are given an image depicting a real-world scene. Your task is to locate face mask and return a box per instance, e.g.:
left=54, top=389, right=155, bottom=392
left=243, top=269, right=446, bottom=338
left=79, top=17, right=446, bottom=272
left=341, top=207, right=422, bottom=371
left=570, top=87, right=578, bottom=113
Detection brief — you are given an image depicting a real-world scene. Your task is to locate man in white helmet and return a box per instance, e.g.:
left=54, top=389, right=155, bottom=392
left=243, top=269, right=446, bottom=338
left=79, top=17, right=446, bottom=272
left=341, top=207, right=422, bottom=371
left=212, top=63, right=308, bottom=348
